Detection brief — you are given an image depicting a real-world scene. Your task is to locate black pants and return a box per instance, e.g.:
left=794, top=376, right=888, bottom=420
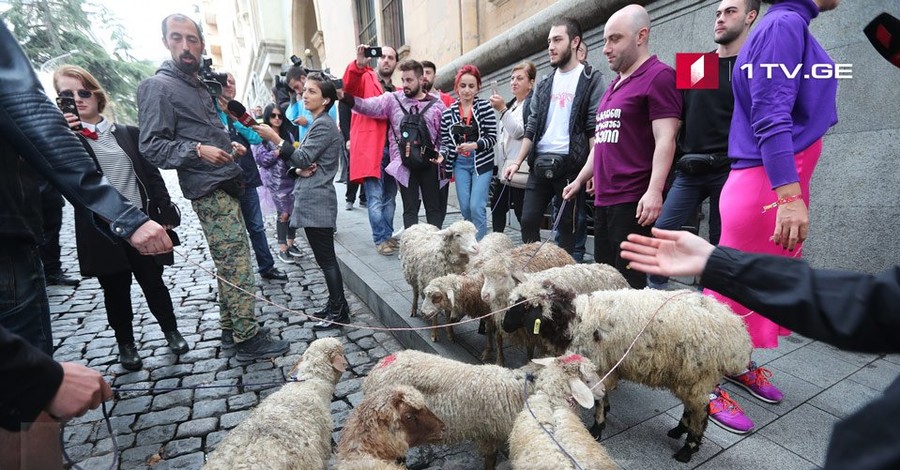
left=96, top=244, right=177, bottom=345
left=345, top=182, right=365, bottom=204
left=39, top=203, right=63, bottom=275
left=520, top=172, right=584, bottom=255
left=305, top=227, right=347, bottom=304
left=593, top=202, right=653, bottom=289
left=490, top=179, right=525, bottom=233
left=399, top=164, right=443, bottom=228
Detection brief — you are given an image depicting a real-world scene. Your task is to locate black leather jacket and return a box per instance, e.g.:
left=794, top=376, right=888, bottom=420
left=0, top=22, right=149, bottom=244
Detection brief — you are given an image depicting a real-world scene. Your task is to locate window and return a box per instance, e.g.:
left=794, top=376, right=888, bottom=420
left=381, top=0, right=405, bottom=48
left=356, top=0, right=377, bottom=46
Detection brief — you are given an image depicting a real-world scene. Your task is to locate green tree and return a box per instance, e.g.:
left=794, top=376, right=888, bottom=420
left=2, top=0, right=155, bottom=125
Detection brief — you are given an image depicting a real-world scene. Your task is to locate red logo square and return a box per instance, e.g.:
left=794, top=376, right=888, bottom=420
left=675, top=53, right=719, bottom=90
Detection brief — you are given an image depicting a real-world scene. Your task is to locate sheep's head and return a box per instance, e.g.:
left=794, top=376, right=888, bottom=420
left=438, top=220, right=478, bottom=260
left=480, top=257, right=523, bottom=303
left=421, top=277, right=456, bottom=321
left=385, top=385, right=446, bottom=447
left=531, top=354, right=605, bottom=409
left=506, top=281, right=578, bottom=353
left=288, top=337, right=348, bottom=384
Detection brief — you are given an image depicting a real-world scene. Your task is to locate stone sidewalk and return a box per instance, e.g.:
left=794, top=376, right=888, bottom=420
left=331, top=180, right=900, bottom=470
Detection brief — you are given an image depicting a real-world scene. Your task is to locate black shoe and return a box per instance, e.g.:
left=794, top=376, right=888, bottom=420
left=221, top=324, right=270, bottom=347
left=235, top=333, right=289, bottom=361
left=164, top=330, right=189, bottom=354
left=287, top=245, right=304, bottom=258
left=313, top=300, right=351, bottom=330
left=260, top=267, right=288, bottom=281
left=118, top=343, right=142, bottom=371
left=46, top=272, right=80, bottom=287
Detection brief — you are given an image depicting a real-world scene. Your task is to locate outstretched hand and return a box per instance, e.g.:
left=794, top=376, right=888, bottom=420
left=619, top=228, right=716, bottom=278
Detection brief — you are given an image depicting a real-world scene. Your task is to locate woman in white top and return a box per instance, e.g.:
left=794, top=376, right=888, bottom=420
left=489, top=61, right=536, bottom=233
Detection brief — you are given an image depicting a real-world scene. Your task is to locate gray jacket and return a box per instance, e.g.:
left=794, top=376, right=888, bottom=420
left=137, top=61, right=242, bottom=200
left=288, top=112, right=342, bottom=229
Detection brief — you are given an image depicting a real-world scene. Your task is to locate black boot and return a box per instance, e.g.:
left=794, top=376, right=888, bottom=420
left=164, top=330, right=189, bottom=354
left=313, top=299, right=350, bottom=330
left=118, top=343, right=142, bottom=371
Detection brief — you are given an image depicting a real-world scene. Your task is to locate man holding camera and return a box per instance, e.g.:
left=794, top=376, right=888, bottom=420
left=137, top=13, right=289, bottom=361
left=562, top=5, right=681, bottom=289
left=342, top=45, right=400, bottom=256
left=502, top=18, right=604, bottom=256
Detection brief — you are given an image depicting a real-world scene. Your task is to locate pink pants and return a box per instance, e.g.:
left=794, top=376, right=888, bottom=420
left=705, top=139, right=822, bottom=349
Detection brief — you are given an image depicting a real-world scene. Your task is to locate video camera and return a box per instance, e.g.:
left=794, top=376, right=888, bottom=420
left=200, top=58, right=229, bottom=97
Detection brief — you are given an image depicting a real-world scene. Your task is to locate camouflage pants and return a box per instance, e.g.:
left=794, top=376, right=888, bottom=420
left=192, top=190, right=259, bottom=342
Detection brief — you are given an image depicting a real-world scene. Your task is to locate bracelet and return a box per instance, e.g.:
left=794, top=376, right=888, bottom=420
left=196, top=143, right=202, bottom=158
left=762, top=194, right=802, bottom=213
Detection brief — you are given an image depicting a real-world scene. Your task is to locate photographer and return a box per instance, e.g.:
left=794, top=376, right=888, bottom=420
left=137, top=13, right=289, bottom=362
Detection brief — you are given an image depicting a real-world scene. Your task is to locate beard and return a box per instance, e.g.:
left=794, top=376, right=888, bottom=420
left=714, top=26, right=742, bottom=45
left=422, top=80, right=433, bottom=92
left=175, top=52, right=200, bottom=74
left=403, top=84, right=421, bottom=97
left=550, top=46, right=573, bottom=68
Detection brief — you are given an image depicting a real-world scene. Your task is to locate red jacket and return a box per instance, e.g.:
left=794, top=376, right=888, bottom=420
left=343, top=61, right=390, bottom=183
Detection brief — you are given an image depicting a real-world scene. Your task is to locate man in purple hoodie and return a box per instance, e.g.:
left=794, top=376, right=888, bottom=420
left=706, top=0, right=840, bottom=410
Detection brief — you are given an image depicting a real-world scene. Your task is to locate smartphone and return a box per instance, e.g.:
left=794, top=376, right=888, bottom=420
left=490, top=80, right=499, bottom=96
left=56, top=96, right=83, bottom=131
left=332, top=78, right=344, bottom=90
left=364, top=46, right=383, bottom=58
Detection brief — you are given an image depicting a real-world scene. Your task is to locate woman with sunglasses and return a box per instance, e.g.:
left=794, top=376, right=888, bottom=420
left=440, top=64, right=497, bottom=240
left=53, top=65, right=186, bottom=371
left=252, top=104, right=303, bottom=264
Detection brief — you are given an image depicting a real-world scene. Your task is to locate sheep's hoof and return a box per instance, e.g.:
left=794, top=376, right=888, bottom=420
left=480, top=351, right=490, bottom=362
left=667, top=423, right=688, bottom=439
left=447, top=336, right=456, bottom=344
left=431, top=334, right=439, bottom=342
left=589, top=422, right=606, bottom=441
left=673, top=443, right=699, bottom=463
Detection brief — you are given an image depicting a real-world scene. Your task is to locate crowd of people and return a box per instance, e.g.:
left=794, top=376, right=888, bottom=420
left=5, top=0, right=900, bottom=468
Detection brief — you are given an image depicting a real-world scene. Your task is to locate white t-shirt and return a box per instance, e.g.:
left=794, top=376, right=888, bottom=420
left=536, top=63, right=583, bottom=155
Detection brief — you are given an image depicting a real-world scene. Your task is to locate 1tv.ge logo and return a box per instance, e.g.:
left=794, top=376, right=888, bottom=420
left=675, top=52, right=852, bottom=90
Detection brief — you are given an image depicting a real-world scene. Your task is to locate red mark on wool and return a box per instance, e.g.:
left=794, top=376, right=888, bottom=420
left=562, top=354, right=583, bottom=364
left=377, top=354, right=397, bottom=368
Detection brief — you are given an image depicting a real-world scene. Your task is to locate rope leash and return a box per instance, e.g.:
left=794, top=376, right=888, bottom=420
left=522, top=374, right=586, bottom=470
left=521, top=198, right=568, bottom=272
left=60, top=402, right=118, bottom=470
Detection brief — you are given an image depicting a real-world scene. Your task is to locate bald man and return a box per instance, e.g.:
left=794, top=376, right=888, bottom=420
left=564, top=4, right=682, bottom=289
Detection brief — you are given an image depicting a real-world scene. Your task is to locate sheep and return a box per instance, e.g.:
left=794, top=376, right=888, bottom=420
left=398, top=221, right=478, bottom=325
left=468, top=232, right=515, bottom=270
left=364, top=349, right=583, bottom=470
left=203, top=338, right=347, bottom=470
left=334, top=385, right=446, bottom=470
left=480, top=242, right=575, bottom=308
left=508, top=354, right=617, bottom=470
left=420, top=272, right=490, bottom=347
left=501, top=286, right=752, bottom=463
left=505, top=264, right=631, bottom=316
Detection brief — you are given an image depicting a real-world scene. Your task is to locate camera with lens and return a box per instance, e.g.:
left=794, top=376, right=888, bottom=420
left=200, top=58, right=228, bottom=97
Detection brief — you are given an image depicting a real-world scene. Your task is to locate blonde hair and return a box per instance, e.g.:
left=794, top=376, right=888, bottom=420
left=52, top=64, right=110, bottom=114
left=512, top=61, right=537, bottom=81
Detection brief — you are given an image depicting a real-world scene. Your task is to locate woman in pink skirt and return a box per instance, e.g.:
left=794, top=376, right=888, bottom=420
left=705, top=0, right=841, bottom=435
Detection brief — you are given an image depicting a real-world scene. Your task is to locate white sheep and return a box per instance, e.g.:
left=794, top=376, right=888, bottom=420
left=480, top=242, right=575, bottom=308
left=502, top=286, right=752, bottom=463
left=334, top=385, right=446, bottom=470
left=468, top=232, right=515, bottom=270
left=505, top=263, right=631, bottom=317
left=398, top=221, right=478, bottom=325
left=363, top=349, right=552, bottom=470
left=508, top=354, right=617, bottom=470
left=203, top=338, right=348, bottom=470
left=420, top=272, right=492, bottom=348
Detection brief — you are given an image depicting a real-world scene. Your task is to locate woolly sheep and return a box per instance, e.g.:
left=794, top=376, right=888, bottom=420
left=399, top=221, right=478, bottom=325
left=480, top=242, right=575, bottom=307
left=334, top=385, right=446, bottom=470
left=505, top=264, right=631, bottom=317
left=364, top=349, right=570, bottom=470
left=502, top=287, right=752, bottom=463
left=508, top=354, right=617, bottom=470
left=204, top=338, right=348, bottom=470
left=468, top=232, right=515, bottom=270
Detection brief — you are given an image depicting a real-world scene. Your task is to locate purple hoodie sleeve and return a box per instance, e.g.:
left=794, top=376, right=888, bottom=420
left=746, top=15, right=804, bottom=188
left=351, top=92, right=394, bottom=120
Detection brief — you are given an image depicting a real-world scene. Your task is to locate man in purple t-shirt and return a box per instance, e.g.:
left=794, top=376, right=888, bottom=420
left=563, top=4, right=681, bottom=288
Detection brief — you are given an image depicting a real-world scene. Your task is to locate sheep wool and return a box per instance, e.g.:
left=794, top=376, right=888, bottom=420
left=399, top=220, right=478, bottom=318
left=203, top=338, right=347, bottom=470
left=363, top=349, right=539, bottom=470
left=335, top=385, right=445, bottom=470
left=509, top=355, right=617, bottom=470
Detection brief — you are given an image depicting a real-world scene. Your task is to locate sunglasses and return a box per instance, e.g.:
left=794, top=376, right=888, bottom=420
left=271, top=114, right=283, bottom=118
left=59, top=89, right=93, bottom=99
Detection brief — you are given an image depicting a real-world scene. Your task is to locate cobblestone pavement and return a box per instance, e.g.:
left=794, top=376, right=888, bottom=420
left=50, top=171, right=480, bottom=469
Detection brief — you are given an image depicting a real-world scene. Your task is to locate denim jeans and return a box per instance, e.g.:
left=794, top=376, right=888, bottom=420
left=363, top=150, right=398, bottom=245
left=554, top=195, right=588, bottom=262
left=239, top=187, right=275, bottom=273
left=0, top=244, right=52, bottom=355
left=649, top=169, right=729, bottom=286
left=454, top=156, right=493, bottom=240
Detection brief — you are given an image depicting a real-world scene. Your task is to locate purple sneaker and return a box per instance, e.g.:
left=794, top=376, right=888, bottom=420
left=709, top=386, right=754, bottom=434
left=726, top=361, right=784, bottom=404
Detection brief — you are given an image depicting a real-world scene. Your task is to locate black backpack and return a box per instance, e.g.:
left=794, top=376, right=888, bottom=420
left=392, top=94, right=438, bottom=170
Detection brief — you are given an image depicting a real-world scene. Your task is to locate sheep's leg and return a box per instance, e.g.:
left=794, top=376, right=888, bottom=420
left=480, top=323, right=495, bottom=362
left=476, top=442, right=499, bottom=470
left=672, top=398, right=708, bottom=463
left=495, top=329, right=505, bottom=367
left=525, top=343, right=535, bottom=360
left=446, top=322, right=455, bottom=343
left=590, top=393, right=611, bottom=440
left=431, top=316, right=439, bottom=342
left=410, top=286, right=419, bottom=317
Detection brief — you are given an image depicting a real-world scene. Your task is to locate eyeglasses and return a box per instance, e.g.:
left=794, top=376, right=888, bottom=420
left=59, top=89, right=93, bottom=99
left=270, top=114, right=283, bottom=119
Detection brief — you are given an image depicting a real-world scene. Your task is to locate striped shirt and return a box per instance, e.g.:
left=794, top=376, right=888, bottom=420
left=83, top=119, right=143, bottom=207
left=440, top=97, right=498, bottom=176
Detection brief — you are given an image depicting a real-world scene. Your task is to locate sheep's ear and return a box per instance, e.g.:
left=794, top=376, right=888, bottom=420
left=446, top=289, right=455, bottom=309
left=511, top=270, right=528, bottom=285
left=568, top=378, right=595, bottom=409
left=331, top=353, right=348, bottom=373
left=531, top=357, right=554, bottom=367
